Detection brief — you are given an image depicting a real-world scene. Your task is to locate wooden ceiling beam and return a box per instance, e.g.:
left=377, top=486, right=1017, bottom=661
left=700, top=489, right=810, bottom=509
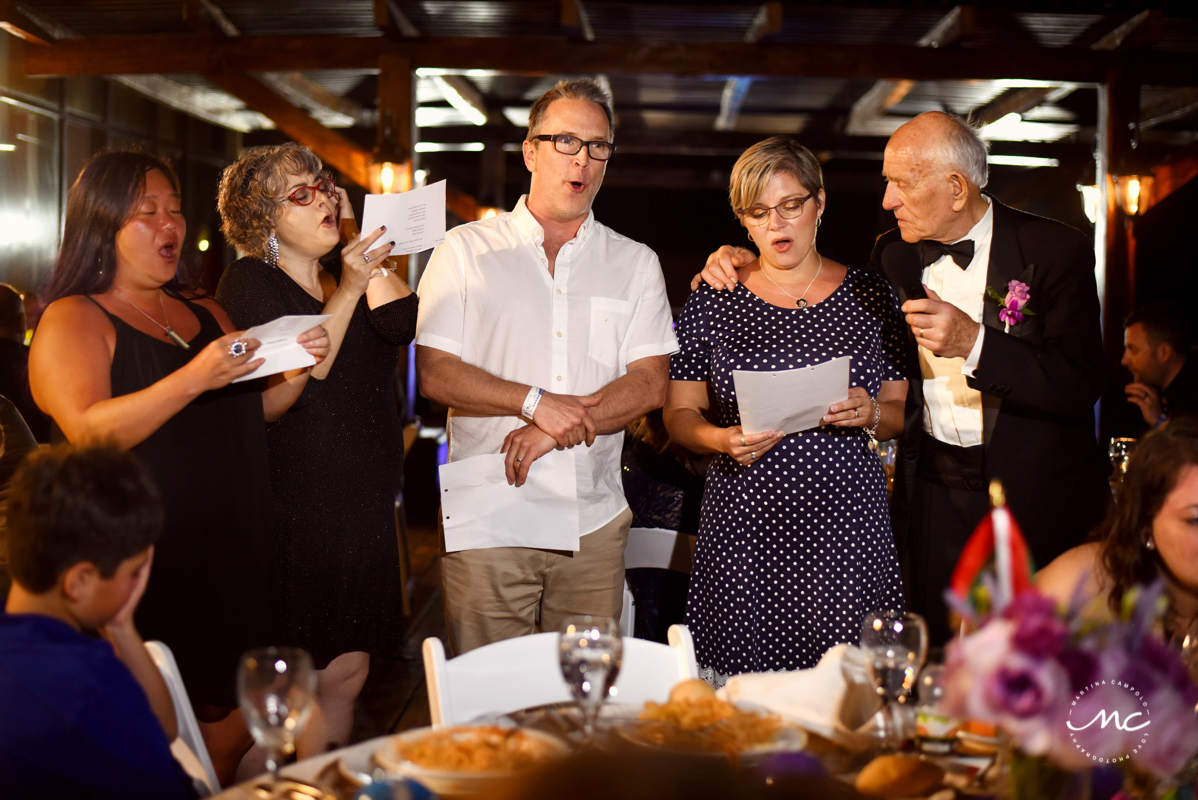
left=204, top=72, right=371, bottom=187
left=24, top=35, right=1198, bottom=86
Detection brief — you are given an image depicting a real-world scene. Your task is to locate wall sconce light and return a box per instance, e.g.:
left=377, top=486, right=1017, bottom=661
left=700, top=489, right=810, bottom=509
left=370, top=110, right=411, bottom=195
left=1115, top=174, right=1154, bottom=216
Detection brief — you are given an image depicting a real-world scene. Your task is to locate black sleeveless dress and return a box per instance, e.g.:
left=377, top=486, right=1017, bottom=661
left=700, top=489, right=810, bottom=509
left=85, top=296, right=285, bottom=708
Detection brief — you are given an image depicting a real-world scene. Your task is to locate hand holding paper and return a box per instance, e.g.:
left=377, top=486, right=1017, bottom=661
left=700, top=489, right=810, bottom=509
left=359, top=180, right=447, bottom=256
left=232, top=314, right=331, bottom=383
left=733, top=356, right=851, bottom=435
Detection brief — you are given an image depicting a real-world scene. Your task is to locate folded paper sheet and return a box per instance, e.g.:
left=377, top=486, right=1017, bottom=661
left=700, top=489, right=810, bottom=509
left=439, top=449, right=580, bottom=552
left=359, top=180, right=447, bottom=256
left=232, top=314, right=331, bottom=383
left=732, top=356, right=851, bottom=435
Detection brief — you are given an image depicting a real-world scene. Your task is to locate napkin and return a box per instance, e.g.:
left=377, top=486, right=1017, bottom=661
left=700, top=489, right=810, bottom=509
left=718, top=644, right=882, bottom=752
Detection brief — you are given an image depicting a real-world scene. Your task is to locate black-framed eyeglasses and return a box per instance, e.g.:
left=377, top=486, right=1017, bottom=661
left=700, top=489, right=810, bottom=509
left=279, top=178, right=336, bottom=206
left=533, top=134, right=616, bottom=161
left=740, top=193, right=814, bottom=225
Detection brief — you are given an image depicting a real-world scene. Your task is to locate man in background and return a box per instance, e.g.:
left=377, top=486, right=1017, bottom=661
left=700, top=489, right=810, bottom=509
left=1123, top=301, right=1196, bottom=426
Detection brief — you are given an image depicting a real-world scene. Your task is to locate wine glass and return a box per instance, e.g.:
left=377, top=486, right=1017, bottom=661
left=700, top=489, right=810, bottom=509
left=237, top=646, right=317, bottom=791
left=558, top=615, right=622, bottom=741
left=860, top=610, right=928, bottom=750
left=1109, top=437, right=1137, bottom=488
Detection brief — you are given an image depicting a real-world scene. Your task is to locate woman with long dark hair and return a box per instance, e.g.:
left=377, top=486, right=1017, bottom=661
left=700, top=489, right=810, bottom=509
left=1038, top=418, right=1198, bottom=637
left=29, top=150, right=328, bottom=785
left=214, top=143, right=417, bottom=757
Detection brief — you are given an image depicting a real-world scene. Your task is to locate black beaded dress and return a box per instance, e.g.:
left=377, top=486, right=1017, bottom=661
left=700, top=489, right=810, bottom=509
left=669, top=267, right=909, bottom=686
left=84, top=297, right=283, bottom=708
left=217, top=258, right=418, bottom=667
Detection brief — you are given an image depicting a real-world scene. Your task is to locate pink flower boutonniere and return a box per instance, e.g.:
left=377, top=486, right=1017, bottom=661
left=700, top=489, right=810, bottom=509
left=986, top=279, right=1036, bottom=333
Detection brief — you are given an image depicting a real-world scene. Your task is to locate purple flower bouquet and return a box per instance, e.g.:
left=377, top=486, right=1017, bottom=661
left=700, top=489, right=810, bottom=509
left=941, top=580, right=1198, bottom=791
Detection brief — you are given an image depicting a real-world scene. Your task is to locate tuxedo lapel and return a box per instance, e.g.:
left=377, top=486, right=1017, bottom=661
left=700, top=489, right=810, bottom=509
left=984, top=202, right=1035, bottom=340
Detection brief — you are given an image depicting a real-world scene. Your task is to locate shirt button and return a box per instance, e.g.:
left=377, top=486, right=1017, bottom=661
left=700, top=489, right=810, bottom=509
left=556, top=375, right=562, bottom=382
left=541, top=257, right=546, bottom=263
left=557, top=289, right=563, bottom=294
left=557, top=332, right=562, bottom=337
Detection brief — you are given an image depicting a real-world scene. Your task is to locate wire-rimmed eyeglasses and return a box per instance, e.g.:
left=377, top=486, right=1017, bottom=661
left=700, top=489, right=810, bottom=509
left=533, top=134, right=616, bottom=161
left=740, top=193, right=814, bottom=225
left=279, top=178, right=337, bottom=206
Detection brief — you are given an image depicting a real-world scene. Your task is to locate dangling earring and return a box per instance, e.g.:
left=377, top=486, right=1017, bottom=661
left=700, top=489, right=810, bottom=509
left=267, top=235, right=279, bottom=267
left=746, top=231, right=754, bottom=243
left=816, top=216, right=822, bottom=228
left=1145, top=535, right=1157, bottom=551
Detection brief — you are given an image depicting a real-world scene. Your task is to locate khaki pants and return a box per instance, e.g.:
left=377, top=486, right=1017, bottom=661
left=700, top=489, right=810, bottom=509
left=440, top=507, right=632, bottom=655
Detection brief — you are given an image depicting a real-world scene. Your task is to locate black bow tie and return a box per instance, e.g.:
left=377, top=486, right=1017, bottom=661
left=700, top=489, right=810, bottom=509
left=917, top=239, right=975, bottom=269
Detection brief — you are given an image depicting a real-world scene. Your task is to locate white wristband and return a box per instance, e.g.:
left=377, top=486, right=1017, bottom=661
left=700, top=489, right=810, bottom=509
left=522, top=386, right=544, bottom=420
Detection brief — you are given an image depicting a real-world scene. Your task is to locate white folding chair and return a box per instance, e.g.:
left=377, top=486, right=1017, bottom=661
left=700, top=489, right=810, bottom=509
left=423, top=624, right=698, bottom=727
left=621, top=527, right=696, bottom=638
left=145, top=640, right=218, bottom=796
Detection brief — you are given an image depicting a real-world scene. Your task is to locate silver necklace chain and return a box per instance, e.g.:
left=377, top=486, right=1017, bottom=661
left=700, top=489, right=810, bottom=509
left=760, top=252, right=823, bottom=308
left=112, top=288, right=190, bottom=349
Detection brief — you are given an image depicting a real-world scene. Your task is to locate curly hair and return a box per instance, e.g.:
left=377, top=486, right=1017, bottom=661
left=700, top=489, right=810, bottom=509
left=217, top=143, right=326, bottom=259
left=45, top=150, right=184, bottom=304
left=1099, top=417, right=1198, bottom=619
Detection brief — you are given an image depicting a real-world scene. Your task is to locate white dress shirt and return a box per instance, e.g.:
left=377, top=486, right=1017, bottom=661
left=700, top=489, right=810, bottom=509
left=416, top=196, right=679, bottom=536
left=919, top=198, right=993, bottom=448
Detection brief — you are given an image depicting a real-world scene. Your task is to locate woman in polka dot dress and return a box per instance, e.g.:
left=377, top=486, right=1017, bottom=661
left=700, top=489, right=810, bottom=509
left=663, top=138, right=910, bottom=686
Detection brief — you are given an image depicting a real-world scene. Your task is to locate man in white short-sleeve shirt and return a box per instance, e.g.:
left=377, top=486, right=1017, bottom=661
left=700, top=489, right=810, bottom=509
left=416, top=79, right=678, bottom=653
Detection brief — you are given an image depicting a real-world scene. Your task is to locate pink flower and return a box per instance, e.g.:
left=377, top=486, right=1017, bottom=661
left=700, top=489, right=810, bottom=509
left=999, top=307, right=1024, bottom=327
left=983, top=651, right=1072, bottom=758
left=1004, top=280, right=1031, bottom=310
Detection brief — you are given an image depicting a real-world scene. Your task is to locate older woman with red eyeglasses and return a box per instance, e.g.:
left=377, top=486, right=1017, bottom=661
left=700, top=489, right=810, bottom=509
left=215, top=144, right=417, bottom=760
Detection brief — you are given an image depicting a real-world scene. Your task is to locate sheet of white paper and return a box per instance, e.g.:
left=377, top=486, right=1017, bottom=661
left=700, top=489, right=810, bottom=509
left=232, top=314, right=331, bottom=383
left=733, top=356, right=851, bottom=435
left=359, top=180, right=447, bottom=256
left=439, top=449, right=580, bottom=553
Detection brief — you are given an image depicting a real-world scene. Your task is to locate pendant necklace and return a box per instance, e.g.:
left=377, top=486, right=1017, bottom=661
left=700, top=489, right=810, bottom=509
left=113, top=288, right=190, bottom=349
left=761, top=252, right=822, bottom=308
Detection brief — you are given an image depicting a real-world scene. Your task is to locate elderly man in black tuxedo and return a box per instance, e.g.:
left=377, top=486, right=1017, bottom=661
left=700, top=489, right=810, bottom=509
left=693, top=112, right=1108, bottom=645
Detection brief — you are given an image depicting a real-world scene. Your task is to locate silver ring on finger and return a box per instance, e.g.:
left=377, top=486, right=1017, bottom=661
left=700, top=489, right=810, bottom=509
left=740, top=434, right=746, bottom=447
left=516, top=456, right=523, bottom=462
left=363, top=252, right=371, bottom=263
left=228, top=340, right=248, bottom=358
left=853, top=408, right=859, bottom=418
left=751, top=451, right=757, bottom=461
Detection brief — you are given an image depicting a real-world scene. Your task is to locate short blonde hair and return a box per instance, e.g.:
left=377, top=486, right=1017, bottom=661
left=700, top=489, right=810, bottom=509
left=728, top=137, right=824, bottom=224
left=217, top=144, right=326, bottom=258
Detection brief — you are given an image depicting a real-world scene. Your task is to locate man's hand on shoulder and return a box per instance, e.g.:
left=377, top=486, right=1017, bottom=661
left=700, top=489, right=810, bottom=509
left=1125, top=381, right=1163, bottom=425
left=902, top=285, right=980, bottom=359
left=501, top=424, right=559, bottom=487
left=533, top=392, right=602, bottom=447
left=689, top=246, right=754, bottom=292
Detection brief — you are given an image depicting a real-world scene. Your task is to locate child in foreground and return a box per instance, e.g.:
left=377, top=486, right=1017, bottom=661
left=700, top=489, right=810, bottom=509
left=0, top=443, right=197, bottom=798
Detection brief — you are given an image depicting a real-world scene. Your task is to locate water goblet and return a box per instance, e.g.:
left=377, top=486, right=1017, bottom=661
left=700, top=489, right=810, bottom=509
left=860, top=610, right=929, bottom=750
left=237, top=646, right=317, bottom=792
left=558, top=615, right=622, bottom=742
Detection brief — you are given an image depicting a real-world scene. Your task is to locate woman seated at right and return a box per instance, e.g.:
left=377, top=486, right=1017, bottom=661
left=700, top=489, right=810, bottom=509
left=1037, top=418, right=1198, bottom=637
left=663, top=137, right=910, bottom=686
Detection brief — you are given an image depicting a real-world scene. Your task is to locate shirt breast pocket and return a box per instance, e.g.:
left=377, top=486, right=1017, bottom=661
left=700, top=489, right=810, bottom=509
left=588, top=297, right=634, bottom=368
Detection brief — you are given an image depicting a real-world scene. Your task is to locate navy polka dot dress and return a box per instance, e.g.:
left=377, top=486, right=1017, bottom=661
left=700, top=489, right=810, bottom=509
left=670, top=266, right=909, bottom=686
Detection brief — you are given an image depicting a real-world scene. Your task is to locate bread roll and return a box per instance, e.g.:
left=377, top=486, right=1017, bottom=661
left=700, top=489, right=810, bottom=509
left=667, top=678, right=716, bottom=704
left=855, top=754, right=945, bottom=797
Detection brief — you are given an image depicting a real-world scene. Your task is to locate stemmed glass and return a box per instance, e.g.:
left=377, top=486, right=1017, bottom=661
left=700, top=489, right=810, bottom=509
left=860, top=610, right=929, bottom=750
left=558, top=615, right=622, bottom=741
left=1109, top=437, right=1138, bottom=489
left=237, top=646, right=317, bottom=792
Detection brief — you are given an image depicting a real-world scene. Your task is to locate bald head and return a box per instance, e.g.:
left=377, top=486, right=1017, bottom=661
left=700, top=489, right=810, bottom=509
left=881, top=112, right=991, bottom=243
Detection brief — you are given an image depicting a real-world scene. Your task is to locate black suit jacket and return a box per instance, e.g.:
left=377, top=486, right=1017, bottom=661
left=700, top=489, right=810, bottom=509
left=869, top=199, right=1109, bottom=570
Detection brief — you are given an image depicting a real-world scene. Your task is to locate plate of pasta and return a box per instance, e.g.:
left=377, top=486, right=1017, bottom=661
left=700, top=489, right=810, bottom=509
left=617, top=679, right=808, bottom=764
left=373, top=725, right=569, bottom=795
